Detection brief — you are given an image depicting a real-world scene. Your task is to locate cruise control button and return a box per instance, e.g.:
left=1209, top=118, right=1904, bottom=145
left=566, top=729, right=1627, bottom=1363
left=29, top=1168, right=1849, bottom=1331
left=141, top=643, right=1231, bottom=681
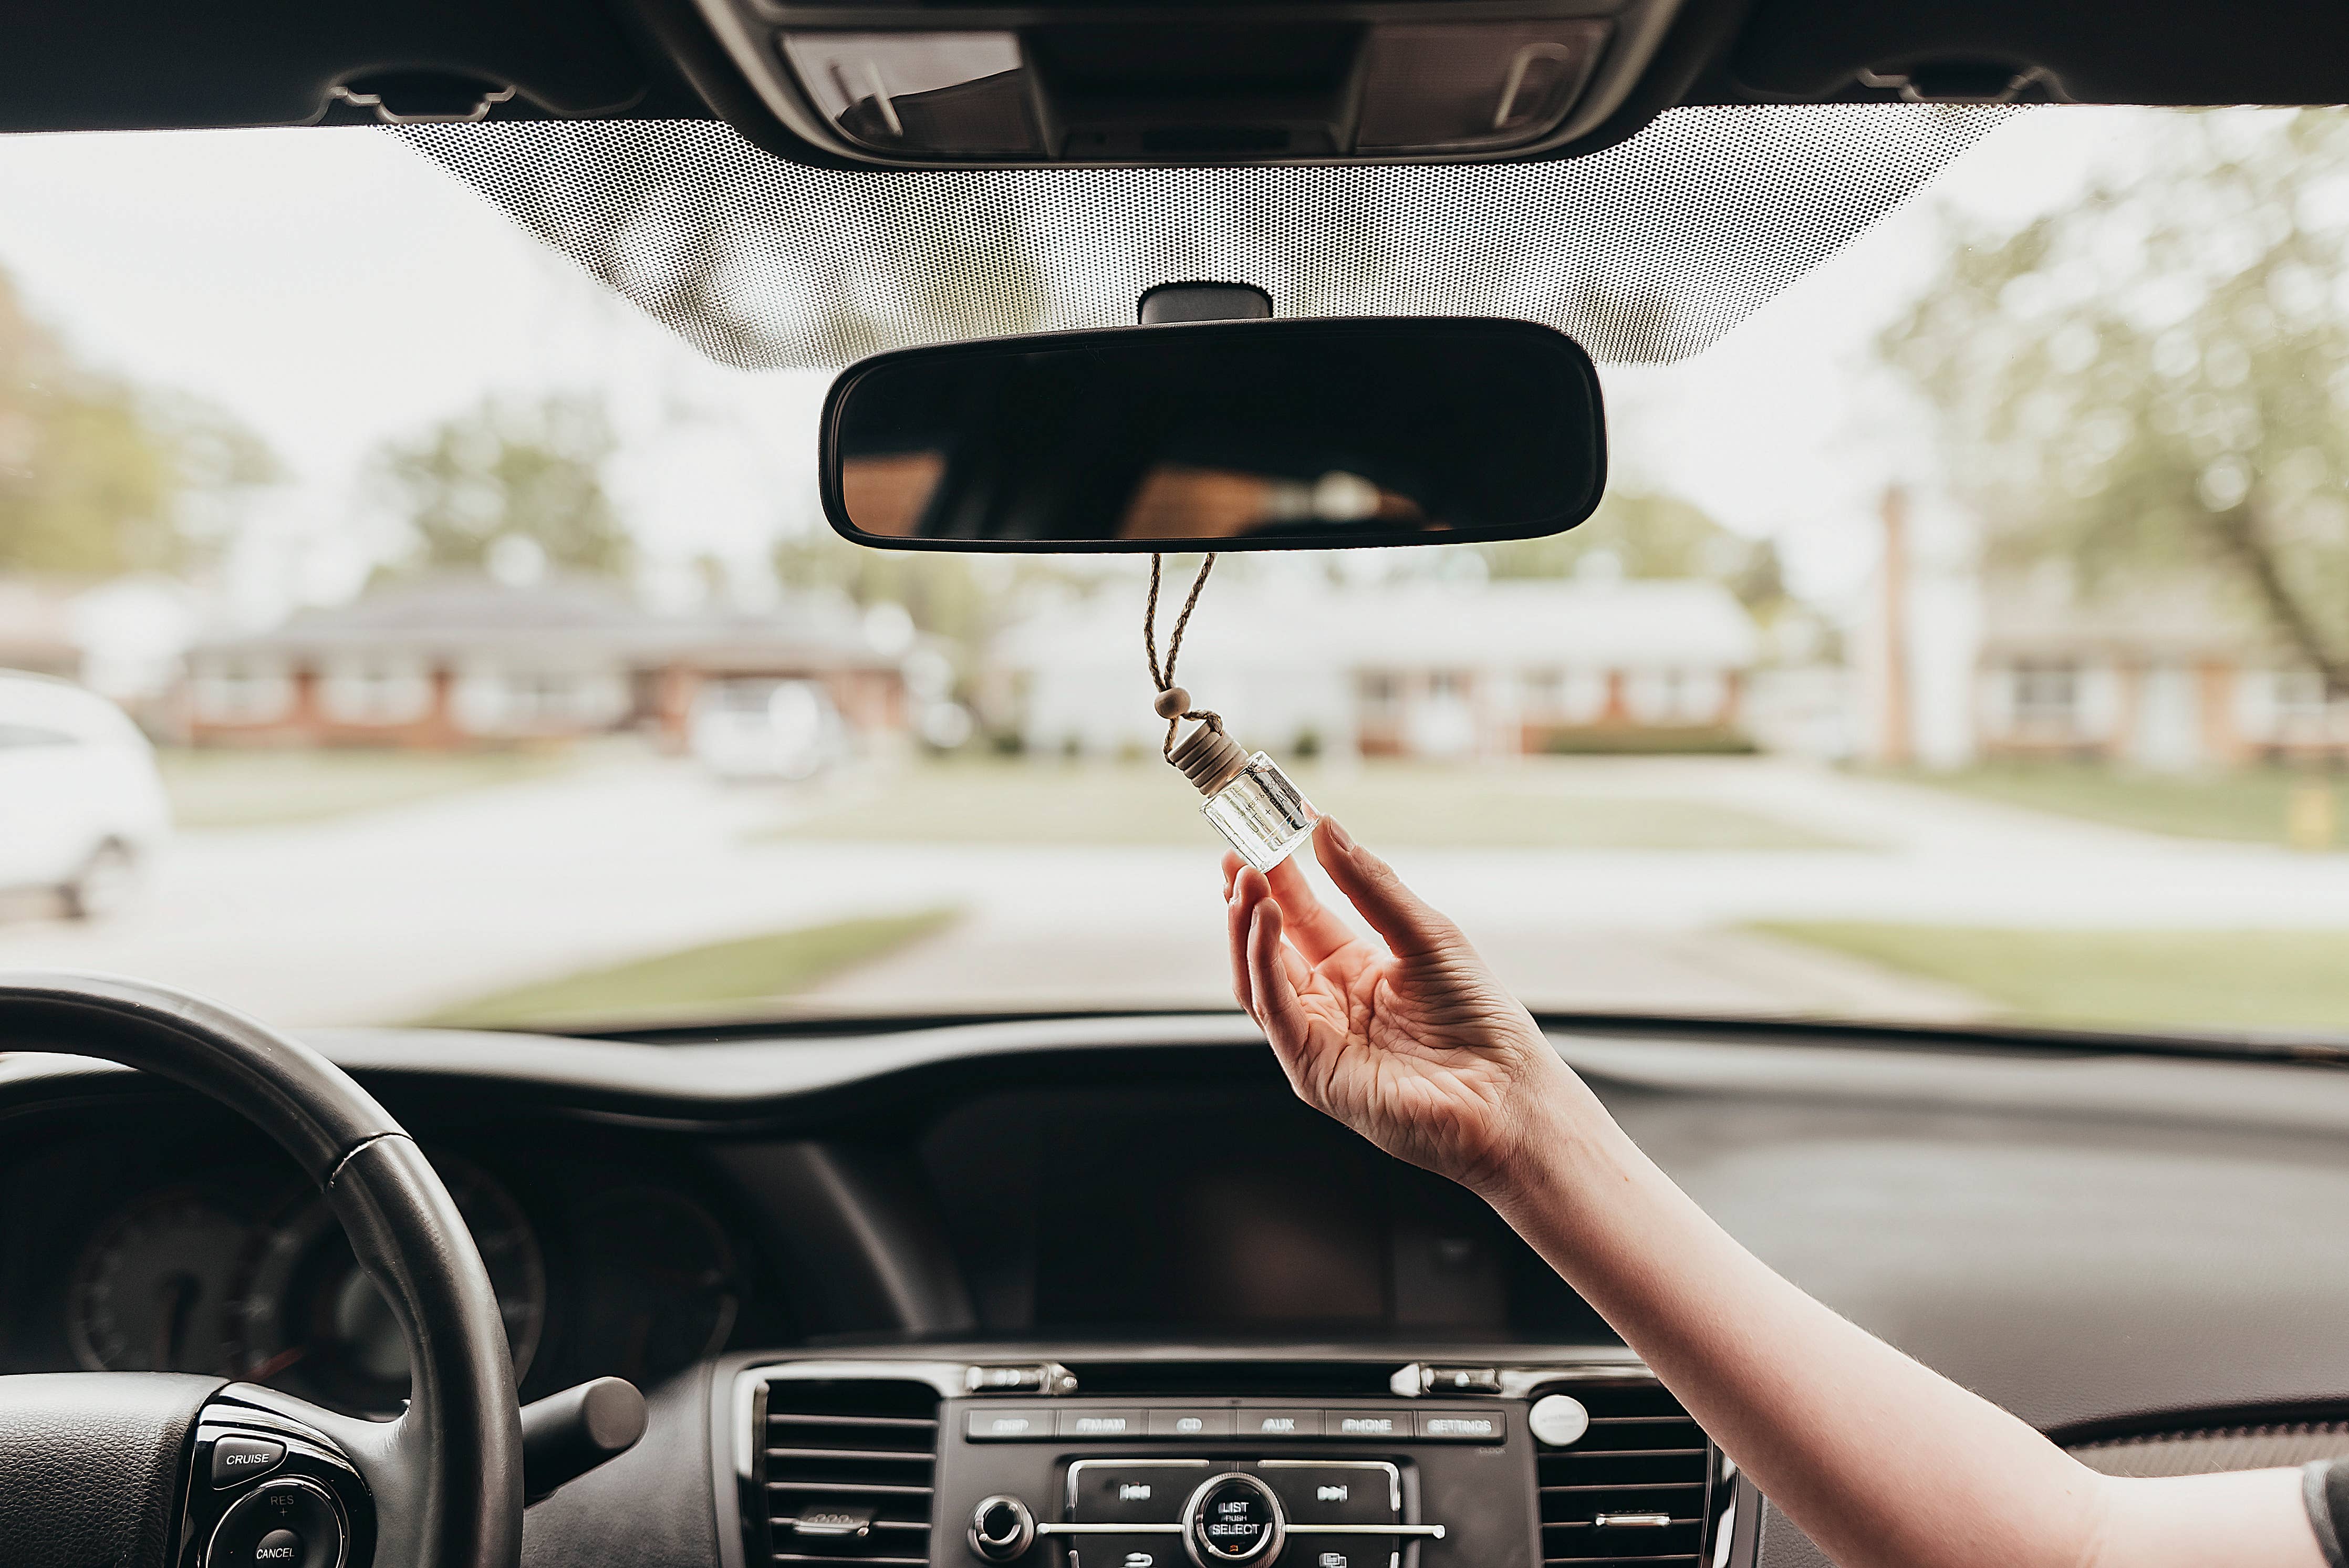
left=1068, top=1536, right=1180, bottom=1568
left=1417, top=1410, right=1504, bottom=1442
left=965, top=1407, right=1054, bottom=1440
left=208, top=1480, right=342, bottom=1568
left=1237, top=1408, right=1320, bottom=1438
left=1070, top=1462, right=1204, bottom=1522
left=251, top=1530, right=303, bottom=1565
left=1262, top=1465, right=1398, bottom=1524
left=211, top=1435, right=287, bottom=1488
left=1059, top=1408, right=1144, bottom=1439
left=1326, top=1410, right=1411, bottom=1439
left=1148, top=1408, right=1233, bottom=1438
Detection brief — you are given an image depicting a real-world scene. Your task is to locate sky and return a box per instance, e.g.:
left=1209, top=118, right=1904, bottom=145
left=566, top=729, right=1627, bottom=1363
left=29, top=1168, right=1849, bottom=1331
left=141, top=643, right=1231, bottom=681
left=0, top=108, right=2159, bottom=624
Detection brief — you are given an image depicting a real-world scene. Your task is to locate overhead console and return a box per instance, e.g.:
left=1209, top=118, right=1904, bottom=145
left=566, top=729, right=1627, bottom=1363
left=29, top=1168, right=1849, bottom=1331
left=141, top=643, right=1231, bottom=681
left=718, top=1353, right=1727, bottom=1568
left=677, top=0, right=1696, bottom=167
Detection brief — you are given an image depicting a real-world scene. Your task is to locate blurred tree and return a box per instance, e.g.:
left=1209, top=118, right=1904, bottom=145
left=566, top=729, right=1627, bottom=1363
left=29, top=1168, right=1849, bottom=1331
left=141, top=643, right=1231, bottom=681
left=373, top=393, right=630, bottom=576
left=0, top=267, right=275, bottom=573
left=1479, top=490, right=1789, bottom=613
left=1882, top=109, right=2349, bottom=692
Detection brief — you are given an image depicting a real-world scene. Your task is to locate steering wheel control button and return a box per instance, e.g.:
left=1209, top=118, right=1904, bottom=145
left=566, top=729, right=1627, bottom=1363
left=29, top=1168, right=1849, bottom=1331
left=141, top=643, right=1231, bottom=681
left=1527, top=1393, right=1593, bottom=1448
left=211, top=1435, right=288, bottom=1488
left=252, top=1530, right=303, bottom=1565
left=1183, top=1473, right=1284, bottom=1567
left=1238, top=1408, right=1321, bottom=1439
left=1058, top=1408, right=1144, bottom=1439
left=968, top=1495, right=1037, bottom=1562
left=1417, top=1410, right=1504, bottom=1442
left=206, top=1478, right=345, bottom=1568
left=1260, top=1465, right=1399, bottom=1524
left=1149, top=1408, right=1234, bottom=1438
left=1070, top=1461, right=1208, bottom=1522
left=1326, top=1411, right=1410, bottom=1439
left=967, top=1407, right=1055, bottom=1440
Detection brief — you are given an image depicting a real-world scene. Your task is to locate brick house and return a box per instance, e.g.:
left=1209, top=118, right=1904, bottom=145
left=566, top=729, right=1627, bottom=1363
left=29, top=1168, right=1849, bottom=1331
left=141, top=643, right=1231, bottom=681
left=180, top=575, right=909, bottom=751
left=1974, top=571, right=2349, bottom=767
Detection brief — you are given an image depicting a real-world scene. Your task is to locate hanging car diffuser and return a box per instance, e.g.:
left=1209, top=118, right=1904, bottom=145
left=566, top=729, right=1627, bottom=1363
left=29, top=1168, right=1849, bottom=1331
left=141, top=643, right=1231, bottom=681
left=1144, top=554, right=1319, bottom=872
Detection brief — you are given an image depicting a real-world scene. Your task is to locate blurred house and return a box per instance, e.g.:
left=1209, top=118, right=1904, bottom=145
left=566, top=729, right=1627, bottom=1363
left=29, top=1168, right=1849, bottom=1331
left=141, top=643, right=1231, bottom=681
left=996, top=575, right=1761, bottom=760
left=1973, top=568, right=2349, bottom=768
left=180, top=575, right=910, bottom=751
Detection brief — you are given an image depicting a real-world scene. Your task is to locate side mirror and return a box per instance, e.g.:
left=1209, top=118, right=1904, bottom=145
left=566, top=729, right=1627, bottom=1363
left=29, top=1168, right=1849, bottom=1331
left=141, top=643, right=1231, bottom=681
left=819, top=316, right=1606, bottom=552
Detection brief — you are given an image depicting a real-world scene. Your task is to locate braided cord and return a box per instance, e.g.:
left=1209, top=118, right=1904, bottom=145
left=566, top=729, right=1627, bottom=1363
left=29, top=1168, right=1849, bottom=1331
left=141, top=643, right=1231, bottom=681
left=1144, top=553, right=1223, bottom=757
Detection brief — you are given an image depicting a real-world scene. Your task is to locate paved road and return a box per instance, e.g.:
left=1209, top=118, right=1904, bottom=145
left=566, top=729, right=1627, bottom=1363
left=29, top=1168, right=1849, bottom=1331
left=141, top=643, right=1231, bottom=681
left=0, top=755, right=2341, bottom=1027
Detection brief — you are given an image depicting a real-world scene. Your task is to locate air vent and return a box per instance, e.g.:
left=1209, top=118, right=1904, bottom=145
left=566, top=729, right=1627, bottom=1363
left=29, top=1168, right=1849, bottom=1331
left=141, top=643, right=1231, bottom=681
left=760, top=1379, right=940, bottom=1568
left=1537, top=1380, right=1713, bottom=1568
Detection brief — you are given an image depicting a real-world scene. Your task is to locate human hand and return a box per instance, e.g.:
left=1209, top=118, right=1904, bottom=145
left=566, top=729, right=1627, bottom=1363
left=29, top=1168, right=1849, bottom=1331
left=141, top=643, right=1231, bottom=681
left=1223, top=817, right=1576, bottom=1201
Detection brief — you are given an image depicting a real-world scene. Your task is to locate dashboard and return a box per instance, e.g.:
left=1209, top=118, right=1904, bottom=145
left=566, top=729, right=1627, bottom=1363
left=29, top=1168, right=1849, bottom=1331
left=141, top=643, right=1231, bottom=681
left=8, top=1012, right=2349, bottom=1568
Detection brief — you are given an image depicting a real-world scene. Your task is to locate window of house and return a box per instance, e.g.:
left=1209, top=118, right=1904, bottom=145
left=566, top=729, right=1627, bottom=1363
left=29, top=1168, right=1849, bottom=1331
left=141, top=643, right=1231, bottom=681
left=1625, top=668, right=1679, bottom=724
left=1359, top=673, right=1401, bottom=723
left=191, top=662, right=293, bottom=723
left=458, top=666, right=629, bottom=734
left=320, top=658, right=431, bottom=725
left=2275, top=670, right=2328, bottom=723
left=1560, top=669, right=1608, bottom=724
left=2011, top=661, right=2080, bottom=730
left=1677, top=669, right=1727, bottom=722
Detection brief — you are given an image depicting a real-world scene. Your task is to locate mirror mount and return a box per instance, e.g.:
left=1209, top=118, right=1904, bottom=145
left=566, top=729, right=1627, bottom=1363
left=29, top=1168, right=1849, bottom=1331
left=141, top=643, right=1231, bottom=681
left=1138, top=282, right=1273, bottom=325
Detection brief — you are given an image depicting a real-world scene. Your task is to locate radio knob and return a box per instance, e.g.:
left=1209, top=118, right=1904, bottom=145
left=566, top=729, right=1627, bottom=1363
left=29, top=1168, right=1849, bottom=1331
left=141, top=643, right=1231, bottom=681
left=1182, top=1473, right=1284, bottom=1568
left=970, top=1495, right=1037, bottom=1562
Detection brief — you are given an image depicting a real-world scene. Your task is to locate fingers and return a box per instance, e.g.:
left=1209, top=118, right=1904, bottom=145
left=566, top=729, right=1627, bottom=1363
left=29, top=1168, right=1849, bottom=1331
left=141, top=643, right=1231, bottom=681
left=1246, top=897, right=1312, bottom=1054
left=1225, top=865, right=1262, bottom=1016
left=1311, top=815, right=1460, bottom=960
left=1221, top=852, right=1244, bottom=901
left=1263, top=852, right=1360, bottom=965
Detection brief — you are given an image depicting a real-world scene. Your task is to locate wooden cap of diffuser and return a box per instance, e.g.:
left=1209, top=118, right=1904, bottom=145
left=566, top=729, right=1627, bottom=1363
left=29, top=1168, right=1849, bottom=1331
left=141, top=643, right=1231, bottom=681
left=1170, top=723, right=1249, bottom=796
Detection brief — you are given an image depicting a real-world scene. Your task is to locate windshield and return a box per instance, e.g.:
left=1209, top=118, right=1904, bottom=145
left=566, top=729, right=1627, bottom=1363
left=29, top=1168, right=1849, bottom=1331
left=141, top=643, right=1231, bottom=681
left=2, top=106, right=2344, bottom=1040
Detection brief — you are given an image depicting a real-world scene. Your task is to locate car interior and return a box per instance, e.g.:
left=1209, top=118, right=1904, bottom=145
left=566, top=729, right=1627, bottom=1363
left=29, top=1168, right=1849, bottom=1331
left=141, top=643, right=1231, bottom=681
left=6, top=4, right=2349, bottom=1568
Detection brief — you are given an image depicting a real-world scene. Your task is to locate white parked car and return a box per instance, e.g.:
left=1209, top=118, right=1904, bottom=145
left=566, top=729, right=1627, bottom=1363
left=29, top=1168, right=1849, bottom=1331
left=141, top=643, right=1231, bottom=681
left=688, top=678, right=849, bottom=782
left=0, top=672, right=171, bottom=919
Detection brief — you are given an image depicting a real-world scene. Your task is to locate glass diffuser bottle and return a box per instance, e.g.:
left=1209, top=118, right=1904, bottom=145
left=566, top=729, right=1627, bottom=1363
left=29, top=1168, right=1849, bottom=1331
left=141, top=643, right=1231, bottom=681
left=1161, top=690, right=1318, bottom=871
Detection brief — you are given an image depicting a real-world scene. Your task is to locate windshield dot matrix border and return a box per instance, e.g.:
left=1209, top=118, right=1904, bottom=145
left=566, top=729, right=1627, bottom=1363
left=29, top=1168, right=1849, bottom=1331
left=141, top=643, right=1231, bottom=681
left=398, top=103, right=2011, bottom=371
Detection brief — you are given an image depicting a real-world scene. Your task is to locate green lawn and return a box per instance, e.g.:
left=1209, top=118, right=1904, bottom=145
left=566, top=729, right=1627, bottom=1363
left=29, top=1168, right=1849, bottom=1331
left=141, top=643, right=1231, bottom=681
left=159, top=747, right=574, bottom=828
left=418, top=908, right=960, bottom=1030
left=1888, top=762, right=2345, bottom=849
left=770, top=760, right=1860, bottom=851
left=1758, top=922, right=2349, bottom=1033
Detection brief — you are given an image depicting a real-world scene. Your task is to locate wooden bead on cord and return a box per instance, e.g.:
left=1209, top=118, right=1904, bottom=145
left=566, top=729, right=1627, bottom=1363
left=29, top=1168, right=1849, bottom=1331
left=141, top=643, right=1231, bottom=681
left=1152, top=686, right=1191, bottom=720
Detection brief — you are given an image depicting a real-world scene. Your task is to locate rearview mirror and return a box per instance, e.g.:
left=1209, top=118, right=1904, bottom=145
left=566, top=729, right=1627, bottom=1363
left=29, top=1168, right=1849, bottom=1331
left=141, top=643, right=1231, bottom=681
left=819, top=317, right=1605, bottom=552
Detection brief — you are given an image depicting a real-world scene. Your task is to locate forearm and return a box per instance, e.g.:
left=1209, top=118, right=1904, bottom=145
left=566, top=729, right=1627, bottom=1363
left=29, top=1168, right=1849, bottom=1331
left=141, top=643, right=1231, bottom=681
left=1481, top=1073, right=2139, bottom=1568
left=1228, top=833, right=2324, bottom=1568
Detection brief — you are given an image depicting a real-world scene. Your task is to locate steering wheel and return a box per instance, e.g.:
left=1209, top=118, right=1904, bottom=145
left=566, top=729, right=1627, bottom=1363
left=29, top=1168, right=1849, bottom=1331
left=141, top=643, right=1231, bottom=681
left=0, top=973, right=524, bottom=1568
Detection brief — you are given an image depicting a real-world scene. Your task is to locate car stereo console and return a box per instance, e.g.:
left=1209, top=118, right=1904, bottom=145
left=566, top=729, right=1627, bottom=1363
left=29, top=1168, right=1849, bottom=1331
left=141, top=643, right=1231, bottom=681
left=718, top=1354, right=1726, bottom=1568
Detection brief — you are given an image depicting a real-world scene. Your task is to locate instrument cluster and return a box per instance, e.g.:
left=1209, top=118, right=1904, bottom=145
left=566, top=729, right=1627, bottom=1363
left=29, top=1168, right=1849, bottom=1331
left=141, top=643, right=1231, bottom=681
left=28, top=1129, right=748, bottom=1415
